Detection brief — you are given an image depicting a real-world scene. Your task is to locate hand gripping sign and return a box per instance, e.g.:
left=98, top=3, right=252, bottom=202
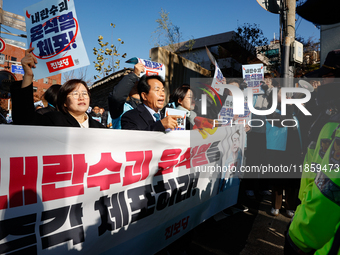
left=126, top=57, right=165, bottom=80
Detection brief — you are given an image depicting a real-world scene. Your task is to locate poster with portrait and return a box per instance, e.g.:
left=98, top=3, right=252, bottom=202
left=217, top=125, right=246, bottom=193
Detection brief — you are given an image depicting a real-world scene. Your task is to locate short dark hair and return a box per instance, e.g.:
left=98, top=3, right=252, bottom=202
left=44, top=84, right=61, bottom=107
left=138, top=75, right=165, bottom=103
left=57, top=79, right=90, bottom=113
left=170, top=86, right=190, bottom=107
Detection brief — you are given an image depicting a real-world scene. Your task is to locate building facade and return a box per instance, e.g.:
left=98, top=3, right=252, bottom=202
left=168, top=31, right=264, bottom=78
left=0, top=39, right=61, bottom=101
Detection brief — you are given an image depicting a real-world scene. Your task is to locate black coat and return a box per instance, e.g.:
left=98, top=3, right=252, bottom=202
left=11, top=81, right=105, bottom=128
left=108, top=72, right=140, bottom=119
left=121, top=104, right=165, bottom=131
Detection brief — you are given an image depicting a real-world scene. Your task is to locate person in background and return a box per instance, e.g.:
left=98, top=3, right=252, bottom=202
left=91, top=106, right=101, bottom=116
left=0, top=96, right=9, bottom=124
left=285, top=49, right=340, bottom=255
left=99, top=107, right=108, bottom=127
left=168, top=85, right=196, bottom=130
left=36, top=84, right=61, bottom=115
left=90, top=105, right=102, bottom=123
left=11, top=47, right=105, bottom=129
left=108, top=63, right=144, bottom=129
left=266, top=85, right=302, bottom=217
left=222, top=76, right=269, bottom=199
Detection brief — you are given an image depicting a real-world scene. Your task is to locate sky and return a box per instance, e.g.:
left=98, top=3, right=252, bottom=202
left=2, top=0, right=320, bottom=85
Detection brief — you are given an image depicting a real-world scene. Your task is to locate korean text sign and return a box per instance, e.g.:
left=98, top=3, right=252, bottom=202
left=126, top=57, right=166, bottom=80
left=24, top=0, right=90, bottom=80
left=0, top=126, right=240, bottom=254
left=242, top=64, right=264, bottom=94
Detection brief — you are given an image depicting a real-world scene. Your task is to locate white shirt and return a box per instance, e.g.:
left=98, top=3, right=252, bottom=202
left=143, top=104, right=161, bottom=122
left=78, top=114, right=89, bottom=128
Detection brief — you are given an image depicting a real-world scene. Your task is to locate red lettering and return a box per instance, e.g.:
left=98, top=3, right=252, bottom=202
left=176, top=146, right=198, bottom=169
left=0, top=159, right=8, bottom=210
left=42, top=154, right=86, bottom=201
left=192, top=144, right=211, bottom=167
left=9, top=157, right=38, bottom=207
left=87, top=153, right=122, bottom=191
left=123, top=150, right=152, bottom=186
left=156, top=149, right=182, bottom=176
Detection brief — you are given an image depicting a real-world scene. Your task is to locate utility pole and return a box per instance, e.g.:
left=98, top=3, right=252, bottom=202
left=281, top=0, right=296, bottom=86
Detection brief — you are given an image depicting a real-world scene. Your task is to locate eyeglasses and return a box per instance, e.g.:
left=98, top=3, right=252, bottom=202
left=68, top=91, right=89, bottom=99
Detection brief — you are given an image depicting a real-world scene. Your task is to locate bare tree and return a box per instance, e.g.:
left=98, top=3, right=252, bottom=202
left=62, top=66, right=93, bottom=85
left=234, top=23, right=269, bottom=55
left=151, top=8, right=182, bottom=52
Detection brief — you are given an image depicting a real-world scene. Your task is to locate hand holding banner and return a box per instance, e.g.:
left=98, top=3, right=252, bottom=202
left=126, top=57, right=165, bottom=80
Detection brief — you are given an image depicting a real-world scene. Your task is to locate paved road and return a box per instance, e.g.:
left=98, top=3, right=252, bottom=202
left=156, top=186, right=292, bottom=255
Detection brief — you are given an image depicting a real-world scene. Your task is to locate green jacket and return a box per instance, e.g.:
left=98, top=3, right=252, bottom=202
left=298, top=122, right=340, bottom=201
left=288, top=128, right=340, bottom=253
left=314, top=221, right=340, bottom=255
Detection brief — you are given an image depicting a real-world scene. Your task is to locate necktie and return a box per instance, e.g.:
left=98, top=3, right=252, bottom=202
left=153, top=113, right=161, bottom=121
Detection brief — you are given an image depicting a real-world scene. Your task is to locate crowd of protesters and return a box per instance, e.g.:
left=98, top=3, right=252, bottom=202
left=1, top=46, right=340, bottom=255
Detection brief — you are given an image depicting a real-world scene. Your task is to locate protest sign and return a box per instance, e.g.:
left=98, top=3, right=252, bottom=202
left=211, top=60, right=225, bottom=96
left=165, top=108, right=186, bottom=130
left=24, top=0, right=90, bottom=80
left=242, top=64, right=264, bottom=94
left=0, top=125, right=242, bottom=254
left=204, top=46, right=225, bottom=96
left=126, top=57, right=165, bottom=80
left=218, top=90, right=251, bottom=126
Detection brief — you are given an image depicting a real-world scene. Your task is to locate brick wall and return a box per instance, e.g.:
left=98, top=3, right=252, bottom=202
left=0, top=42, right=61, bottom=101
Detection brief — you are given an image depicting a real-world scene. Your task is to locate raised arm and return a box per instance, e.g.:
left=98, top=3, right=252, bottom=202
left=108, top=63, right=144, bottom=119
left=10, top=48, right=40, bottom=125
left=21, top=47, right=37, bottom=88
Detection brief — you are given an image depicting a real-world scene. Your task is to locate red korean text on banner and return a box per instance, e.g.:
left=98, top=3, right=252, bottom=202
left=146, top=70, right=158, bottom=76
left=46, top=55, right=74, bottom=73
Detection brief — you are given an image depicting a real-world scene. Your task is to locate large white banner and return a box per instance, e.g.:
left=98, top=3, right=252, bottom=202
left=0, top=126, right=242, bottom=254
left=24, top=0, right=90, bottom=80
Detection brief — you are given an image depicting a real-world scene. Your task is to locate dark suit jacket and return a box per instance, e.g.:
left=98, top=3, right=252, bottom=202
left=11, top=81, right=105, bottom=128
left=121, top=104, right=165, bottom=131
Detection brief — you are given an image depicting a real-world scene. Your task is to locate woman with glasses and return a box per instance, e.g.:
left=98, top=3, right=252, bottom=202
left=11, top=48, right=105, bottom=128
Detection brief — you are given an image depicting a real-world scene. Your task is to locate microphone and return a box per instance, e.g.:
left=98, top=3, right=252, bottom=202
left=292, top=80, right=314, bottom=99
left=298, top=80, right=314, bottom=92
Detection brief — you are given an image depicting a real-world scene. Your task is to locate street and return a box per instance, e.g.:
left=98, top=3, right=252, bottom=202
left=156, top=184, right=292, bottom=255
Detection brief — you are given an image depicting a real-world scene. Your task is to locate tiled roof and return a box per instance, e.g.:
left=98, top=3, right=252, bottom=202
left=90, top=67, right=133, bottom=89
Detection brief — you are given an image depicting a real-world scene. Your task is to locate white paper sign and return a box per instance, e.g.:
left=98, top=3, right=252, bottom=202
left=211, top=60, right=225, bottom=96
left=126, top=57, right=166, bottom=80
left=24, top=0, right=90, bottom=80
left=242, top=64, right=264, bottom=94
left=165, top=108, right=186, bottom=130
left=218, top=89, right=251, bottom=126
